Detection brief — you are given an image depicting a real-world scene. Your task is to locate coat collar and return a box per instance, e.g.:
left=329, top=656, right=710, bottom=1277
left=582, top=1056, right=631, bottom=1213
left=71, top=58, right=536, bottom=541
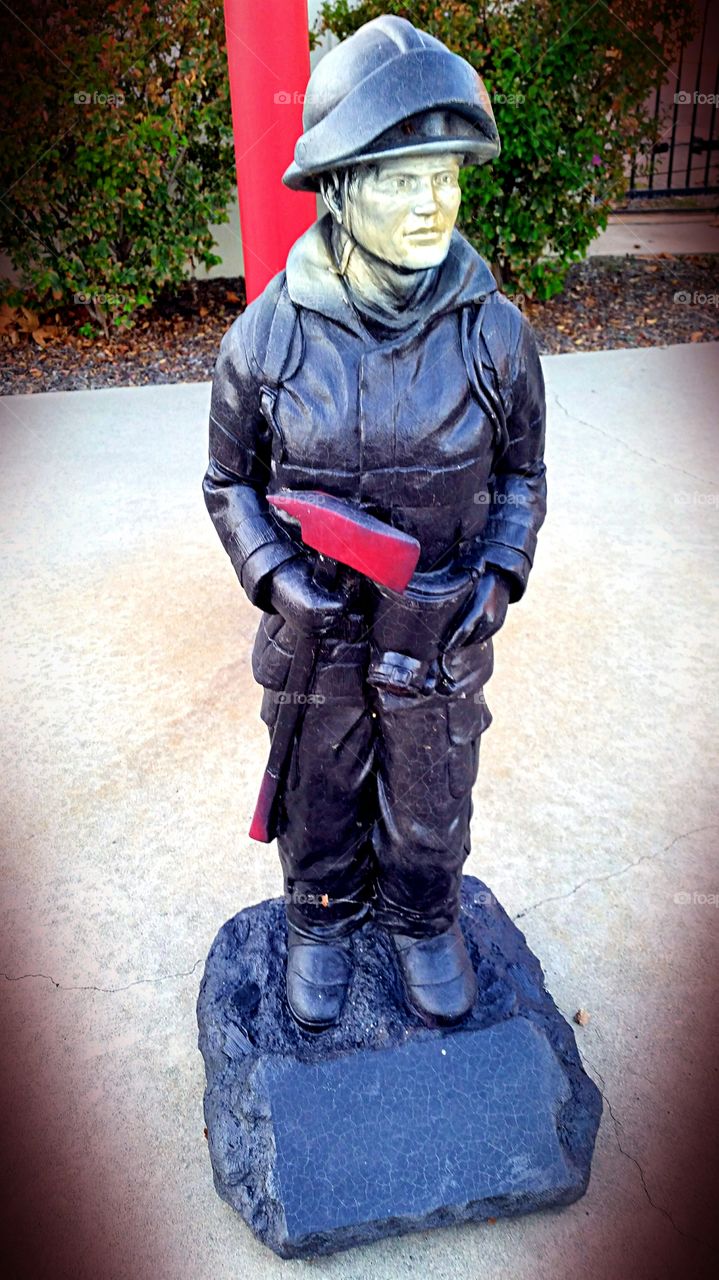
left=285, top=211, right=496, bottom=334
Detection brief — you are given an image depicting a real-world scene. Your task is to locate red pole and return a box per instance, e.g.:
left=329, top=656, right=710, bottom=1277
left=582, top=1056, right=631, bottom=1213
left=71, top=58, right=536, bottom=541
left=223, top=0, right=317, bottom=302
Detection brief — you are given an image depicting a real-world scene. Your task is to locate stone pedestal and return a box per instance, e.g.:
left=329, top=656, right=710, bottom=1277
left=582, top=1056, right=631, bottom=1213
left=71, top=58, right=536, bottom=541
left=197, top=876, right=601, bottom=1258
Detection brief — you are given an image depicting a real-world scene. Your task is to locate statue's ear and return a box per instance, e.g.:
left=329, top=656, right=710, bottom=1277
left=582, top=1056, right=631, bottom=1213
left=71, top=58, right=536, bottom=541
left=319, top=172, right=343, bottom=225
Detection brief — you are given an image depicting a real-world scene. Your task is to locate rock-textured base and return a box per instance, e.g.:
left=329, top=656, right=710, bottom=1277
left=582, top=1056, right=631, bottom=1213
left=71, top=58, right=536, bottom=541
left=197, top=876, right=601, bottom=1259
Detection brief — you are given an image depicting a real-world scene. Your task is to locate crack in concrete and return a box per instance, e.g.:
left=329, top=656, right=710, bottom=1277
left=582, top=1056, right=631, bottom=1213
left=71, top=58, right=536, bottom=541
left=552, top=391, right=717, bottom=487
left=2, top=957, right=203, bottom=993
left=512, top=823, right=717, bottom=921
left=577, top=1044, right=709, bottom=1252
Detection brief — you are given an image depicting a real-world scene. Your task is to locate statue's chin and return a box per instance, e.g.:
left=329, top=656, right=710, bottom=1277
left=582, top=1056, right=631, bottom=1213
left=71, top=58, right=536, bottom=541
left=400, top=243, right=451, bottom=271
left=347, top=224, right=454, bottom=274
left=361, top=241, right=451, bottom=274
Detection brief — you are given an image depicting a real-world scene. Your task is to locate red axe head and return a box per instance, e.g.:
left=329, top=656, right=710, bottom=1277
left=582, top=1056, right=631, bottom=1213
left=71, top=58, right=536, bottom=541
left=268, top=490, right=420, bottom=593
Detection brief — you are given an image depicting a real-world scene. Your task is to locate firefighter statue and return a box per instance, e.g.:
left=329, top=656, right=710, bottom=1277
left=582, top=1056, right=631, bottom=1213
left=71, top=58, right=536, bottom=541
left=204, top=15, right=546, bottom=1033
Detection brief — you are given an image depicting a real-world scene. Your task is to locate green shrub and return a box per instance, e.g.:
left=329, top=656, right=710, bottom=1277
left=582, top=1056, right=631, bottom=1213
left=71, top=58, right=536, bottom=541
left=0, top=0, right=234, bottom=332
left=315, top=0, right=696, bottom=298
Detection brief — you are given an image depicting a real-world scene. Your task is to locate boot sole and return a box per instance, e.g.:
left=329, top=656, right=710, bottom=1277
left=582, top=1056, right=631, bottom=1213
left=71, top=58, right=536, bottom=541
left=286, top=981, right=347, bottom=1033
left=286, top=999, right=341, bottom=1034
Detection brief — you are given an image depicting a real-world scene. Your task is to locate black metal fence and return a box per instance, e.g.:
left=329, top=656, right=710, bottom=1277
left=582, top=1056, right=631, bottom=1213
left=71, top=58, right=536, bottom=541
left=628, top=0, right=719, bottom=198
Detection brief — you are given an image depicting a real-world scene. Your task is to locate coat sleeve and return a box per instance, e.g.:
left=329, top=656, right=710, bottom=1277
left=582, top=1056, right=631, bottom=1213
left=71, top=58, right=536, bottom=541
left=477, top=297, right=547, bottom=601
left=202, top=299, right=299, bottom=608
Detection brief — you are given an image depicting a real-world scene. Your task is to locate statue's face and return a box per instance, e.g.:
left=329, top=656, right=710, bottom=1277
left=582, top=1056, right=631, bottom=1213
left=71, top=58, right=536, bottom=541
left=344, top=152, right=462, bottom=270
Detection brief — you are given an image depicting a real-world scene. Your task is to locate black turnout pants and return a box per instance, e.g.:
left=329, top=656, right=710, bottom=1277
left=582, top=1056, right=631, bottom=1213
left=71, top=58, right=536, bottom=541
left=254, top=614, right=493, bottom=939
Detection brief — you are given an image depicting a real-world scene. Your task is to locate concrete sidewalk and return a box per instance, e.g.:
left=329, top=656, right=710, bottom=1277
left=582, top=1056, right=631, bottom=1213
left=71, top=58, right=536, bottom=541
left=588, top=211, right=719, bottom=257
left=1, top=345, right=718, bottom=1279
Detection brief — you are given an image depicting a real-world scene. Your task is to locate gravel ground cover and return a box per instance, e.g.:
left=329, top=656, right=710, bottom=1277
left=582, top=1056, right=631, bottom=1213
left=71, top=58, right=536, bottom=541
left=2, top=255, right=717, bottom=396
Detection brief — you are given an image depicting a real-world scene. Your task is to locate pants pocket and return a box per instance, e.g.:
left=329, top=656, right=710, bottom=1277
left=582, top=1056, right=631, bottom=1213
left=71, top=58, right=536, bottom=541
left=252, top=613, right=295, bottom=693
left=446, top=693, right=489, bottom=798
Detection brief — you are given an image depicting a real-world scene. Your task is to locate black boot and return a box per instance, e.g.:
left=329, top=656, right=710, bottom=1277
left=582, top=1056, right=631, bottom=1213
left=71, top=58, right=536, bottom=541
left=286, top=924, right=352, bottom=1032
left=391, top=922, right=477, bottom=1026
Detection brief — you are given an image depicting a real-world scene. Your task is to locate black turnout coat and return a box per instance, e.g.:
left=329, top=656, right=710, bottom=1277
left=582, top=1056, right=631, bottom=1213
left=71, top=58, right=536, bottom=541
left=204, top=212, right=546, bottom=616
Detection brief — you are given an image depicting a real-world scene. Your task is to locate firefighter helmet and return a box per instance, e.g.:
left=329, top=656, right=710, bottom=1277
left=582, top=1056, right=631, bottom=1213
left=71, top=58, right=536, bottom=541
left=282, top=15, right=500, bottom=192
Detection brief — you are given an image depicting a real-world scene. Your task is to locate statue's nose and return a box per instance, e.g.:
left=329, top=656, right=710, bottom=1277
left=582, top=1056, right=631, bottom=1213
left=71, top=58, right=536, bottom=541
left=412, top=183, right=439, bottom=215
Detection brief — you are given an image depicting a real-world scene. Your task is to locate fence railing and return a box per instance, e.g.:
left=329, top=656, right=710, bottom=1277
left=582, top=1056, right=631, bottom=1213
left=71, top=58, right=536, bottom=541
left=628, top=0, right=718, bottom=199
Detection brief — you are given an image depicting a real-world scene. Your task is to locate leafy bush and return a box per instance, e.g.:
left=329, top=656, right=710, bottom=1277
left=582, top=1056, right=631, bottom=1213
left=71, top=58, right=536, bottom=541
left=315, top=0, right=696, bottom=298
left=0, top=0, right=235, bottom=332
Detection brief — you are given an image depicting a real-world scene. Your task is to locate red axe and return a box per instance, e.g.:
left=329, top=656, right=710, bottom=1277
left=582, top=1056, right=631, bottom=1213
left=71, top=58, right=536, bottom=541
left=249, top=490, right=421, bottom=842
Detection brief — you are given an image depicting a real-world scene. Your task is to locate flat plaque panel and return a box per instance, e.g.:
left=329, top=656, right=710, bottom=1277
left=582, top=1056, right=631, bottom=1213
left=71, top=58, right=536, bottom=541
left=261, top=1015, right=573, bottom=1237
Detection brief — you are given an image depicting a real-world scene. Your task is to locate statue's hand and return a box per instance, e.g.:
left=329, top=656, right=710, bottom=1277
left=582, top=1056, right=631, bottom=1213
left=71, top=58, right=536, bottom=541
left=269, top=558, right=347, bottom=636
left=441, top=569, right=511, bottom=652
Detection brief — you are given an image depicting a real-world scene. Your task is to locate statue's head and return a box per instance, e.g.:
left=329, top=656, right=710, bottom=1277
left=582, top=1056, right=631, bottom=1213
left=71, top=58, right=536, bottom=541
left=283, top=15, right=500, bottom=271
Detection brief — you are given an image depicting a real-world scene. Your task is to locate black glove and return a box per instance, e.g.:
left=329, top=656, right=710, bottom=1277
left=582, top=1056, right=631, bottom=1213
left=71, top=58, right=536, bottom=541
left=269, top=557, right=348, bottom=636
left=441, top=569, right=511, bottom=652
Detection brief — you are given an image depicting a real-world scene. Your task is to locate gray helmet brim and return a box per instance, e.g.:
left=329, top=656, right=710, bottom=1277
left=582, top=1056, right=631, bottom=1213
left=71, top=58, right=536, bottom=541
left=283, top=137, right=500, bottom=193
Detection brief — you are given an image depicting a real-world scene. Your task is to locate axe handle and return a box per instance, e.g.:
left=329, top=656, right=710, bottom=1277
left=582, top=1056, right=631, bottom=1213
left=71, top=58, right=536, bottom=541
left=249, top=555, right=338, bottom=843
